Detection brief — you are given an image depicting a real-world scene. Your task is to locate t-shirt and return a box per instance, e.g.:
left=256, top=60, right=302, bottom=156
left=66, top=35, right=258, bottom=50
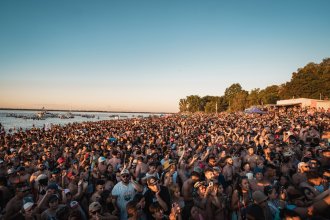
left=112, top=181, right=137, bottom=220
left=144, top=186, right=171, bottom=220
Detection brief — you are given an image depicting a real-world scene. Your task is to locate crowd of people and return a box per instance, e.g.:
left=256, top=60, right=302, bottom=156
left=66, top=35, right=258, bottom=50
left=0, top=106, right=329, bottom=220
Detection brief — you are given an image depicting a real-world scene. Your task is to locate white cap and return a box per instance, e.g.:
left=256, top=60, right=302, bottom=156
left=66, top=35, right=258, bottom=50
left=23, top=202, right=34, bottom=211
left=246, top=172, right=253, bottom=180
left=98, top=156, right=106, bottom=163
left=7, top=168, right=16, bottom=175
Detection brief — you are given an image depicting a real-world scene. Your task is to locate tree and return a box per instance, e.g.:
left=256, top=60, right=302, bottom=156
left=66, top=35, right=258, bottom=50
left=179, top=99, right=188, bottom=112
left=247, top=88, right=261, bottom=107
left=259, top=85, right=280, bottom=104
left=224, top=83, right=243, bottom=102
left=186, top=95, right=202, bottom=113
left=230, top=91, right=249, bottom=112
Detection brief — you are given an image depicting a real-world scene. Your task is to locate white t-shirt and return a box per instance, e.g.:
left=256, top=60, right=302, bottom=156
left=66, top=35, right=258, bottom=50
left=112, top=181, right=136, bottom=220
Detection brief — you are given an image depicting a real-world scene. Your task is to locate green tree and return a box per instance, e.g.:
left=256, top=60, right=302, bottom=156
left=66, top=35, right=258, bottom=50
left=247, top=88, right=261, bottom=107
left=179, top=98, right=188, bottom=112
left=186, top=95, right=202, bottom=113
left=230, top=91, right=249, bottom=111
left=259, top=85, right=280, bottom=104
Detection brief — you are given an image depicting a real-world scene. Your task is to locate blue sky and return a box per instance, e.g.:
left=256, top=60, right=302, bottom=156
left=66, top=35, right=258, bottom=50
left=0, top=0, right=329, bottom=112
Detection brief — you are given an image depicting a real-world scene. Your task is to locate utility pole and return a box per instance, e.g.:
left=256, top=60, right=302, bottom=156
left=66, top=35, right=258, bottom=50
left=320, top=93, right=322, bottom=100
left=216, top=102, right=218, bottom=114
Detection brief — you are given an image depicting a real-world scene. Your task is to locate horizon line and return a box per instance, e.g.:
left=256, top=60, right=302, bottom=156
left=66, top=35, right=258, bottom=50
left=0, top=107, right=175, bottom=115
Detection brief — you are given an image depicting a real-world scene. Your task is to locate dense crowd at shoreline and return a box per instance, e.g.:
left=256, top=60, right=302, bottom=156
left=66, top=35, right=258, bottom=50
left=0, top=106, right=329, bottom=220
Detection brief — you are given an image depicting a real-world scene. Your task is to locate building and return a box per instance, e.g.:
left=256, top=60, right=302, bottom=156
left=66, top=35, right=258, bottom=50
left=276, top=98, right=330, bottom=110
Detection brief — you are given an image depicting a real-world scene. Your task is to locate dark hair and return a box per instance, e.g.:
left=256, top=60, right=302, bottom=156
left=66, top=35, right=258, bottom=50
left=133, top=193, right=144, bottom=203
left=149, top=202, right=162, bottom=215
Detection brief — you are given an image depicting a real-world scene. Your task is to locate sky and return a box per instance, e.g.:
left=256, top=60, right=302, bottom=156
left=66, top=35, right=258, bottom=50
left=0, top=0, right=329, bottom=113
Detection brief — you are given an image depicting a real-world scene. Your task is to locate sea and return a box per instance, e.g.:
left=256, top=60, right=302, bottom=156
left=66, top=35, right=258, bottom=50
left=0, top=110, right=161, bottom=132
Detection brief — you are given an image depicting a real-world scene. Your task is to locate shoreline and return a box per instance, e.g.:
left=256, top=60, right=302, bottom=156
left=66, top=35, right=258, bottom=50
left=0, top=107, right=175, bottom=115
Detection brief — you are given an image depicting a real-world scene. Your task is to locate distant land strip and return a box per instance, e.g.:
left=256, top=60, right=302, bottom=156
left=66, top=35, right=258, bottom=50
left=0, top=108, right=174, bottom=115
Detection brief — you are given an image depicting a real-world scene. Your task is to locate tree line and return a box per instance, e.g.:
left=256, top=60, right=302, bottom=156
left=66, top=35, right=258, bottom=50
left=179, top=58, right=330, bottom=113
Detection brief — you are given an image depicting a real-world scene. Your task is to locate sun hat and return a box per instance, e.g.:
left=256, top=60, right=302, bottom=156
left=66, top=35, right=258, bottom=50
left=163, top=160, right=174, bottom=170
left=252, top=191, right=268, bottom=204
left=89, top=202, right=102, bottom=212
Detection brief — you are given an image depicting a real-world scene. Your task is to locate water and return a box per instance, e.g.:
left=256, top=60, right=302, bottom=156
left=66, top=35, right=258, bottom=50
left=0, top=110, right=159, bottom=132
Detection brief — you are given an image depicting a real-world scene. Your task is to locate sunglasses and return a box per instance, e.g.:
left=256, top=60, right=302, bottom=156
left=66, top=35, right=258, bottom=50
left=121, top=175, right=130, bottom=178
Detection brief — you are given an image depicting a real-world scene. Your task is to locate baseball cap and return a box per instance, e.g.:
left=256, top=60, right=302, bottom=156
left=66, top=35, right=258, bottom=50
left=193, top=181, right=206, bottom=189
left=120, top=169, right=130, bottom=176
left=98, top=156, right=106, bottom=163
left=89, top=202, right=102, bottom=212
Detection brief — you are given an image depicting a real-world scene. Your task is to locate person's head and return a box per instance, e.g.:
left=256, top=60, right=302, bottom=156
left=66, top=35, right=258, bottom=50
left=89, top=202, right=102, bottom=217
left=147, top=176, right=160, bottom=192
left=238, top=176, right=249, bottom=192
left=254, top=168, right=264, bottom=181
left=308, top=158, right=320, bottom=170
left=149, top=162, right=158, bottom=172
left=126, top=200, right=138, bottom=217
left=264, top=185, right=278, bottom=200
left=252, top=191, right=268, bottom=208
left=48, top=194, right=59, bottom=210
left=95, top=179, right=105, bottom=193
left=106, top=164, right=113, bottom=172
left=208, top=156, right=216, bottom=167
left=169, top=184, right=181, bottom=199
left=297, top=162, right=309, bottom=173
left=190, top=206, right=202, bottom=219
left=242, top=162, right=251, bottom=172
left=120, top=169, right=130, bottom=184
left=248, top=146, right=254, bottom=155
left=194, top=181, right=206, bottom=197
left=190, top=171, right=200, bottom=182
left=133, top=193, right=146, bottom=209
left=149, top=203, right=164, bottom=220
left=204, top=168, right=215, bottom=181
left=226, top=156, right=233, bottom=165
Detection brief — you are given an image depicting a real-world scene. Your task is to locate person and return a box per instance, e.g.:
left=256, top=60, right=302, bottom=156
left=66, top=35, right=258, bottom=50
left=181, top=171, right=200, bottom=220
left=292, top=162, right=309, bottom=186
left=231, top=176, right=253, bottom=220
left=112, top=169, right=143, bottom=220
left=3, top=183, right=31, bottom=220
left=89, top=201, right=118, bottom=220
left=249, top=167, right=270, bottom=192
left=40, top=194, right=66, bottom=220
left=144, top=176, right=171, bottom=220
